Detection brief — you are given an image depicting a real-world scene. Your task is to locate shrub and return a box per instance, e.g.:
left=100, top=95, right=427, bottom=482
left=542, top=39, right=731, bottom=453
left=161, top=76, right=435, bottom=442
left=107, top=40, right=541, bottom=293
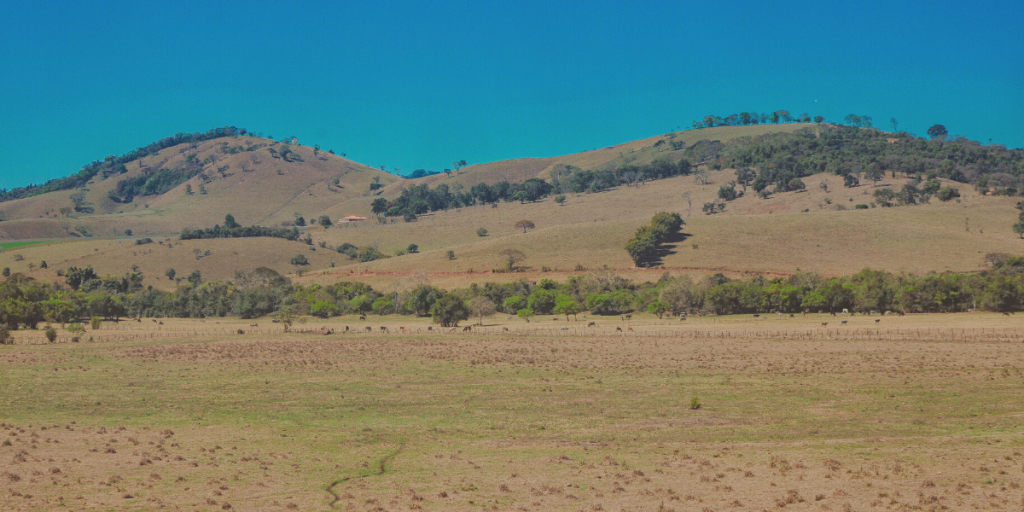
left=516, top=308, right=534, bottom=322
left=290, top=254, right=309, bottom=266
left=2, top=268, right=9, bottom=277
left=45, top=327, right=57, bottom=343
left=337, top=243, right=358, bottom=259
left=646, top=301, right=669, bottom=319
left=689, top=396, right=702, bottom=410
left=67, top=323, right=85, bottom=335
left=554, top=195, right=566, bottom=205
left=936, top=187, right=960, bottom=201
left=855, top=204, right=869, bottom=209
left=165, top=268, right=176, bottom=280
left=358, top=247, right=382, bottom=262
left=407, top=244, right=419, bottom=254
left=40, top=261, right=48, bottom=269
left=0, top=325, right=10, bottom=345
left=476, top=228, right=488, bottom=237
left=372, top=298, right=394, bottom=314
left=446, top=250, right=455, bottom=261
left=90, top=317, right=102, bottom=330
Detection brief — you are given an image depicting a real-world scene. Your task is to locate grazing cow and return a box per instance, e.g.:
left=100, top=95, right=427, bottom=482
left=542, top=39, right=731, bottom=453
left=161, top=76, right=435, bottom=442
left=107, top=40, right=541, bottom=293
left=553, top=317, right=558, bottom=321
left=158, top=321, right=164, bottom=325
left=1004, top=312, right=1013, bottom=317
left=789, top=314, right=795, bottom=318
left=821, top=322, right=828, bottom=327
left=560, top=327, right=569, bottom=331
left=416, top=328, right=422, bottom=333
left=830, top=312, right=836, bottom=317
left=625, top=314, right=632, bottom=320
left=616, top=327, right=622, bottom=332
left=587, top=322, right=596, bottom=327
left=875, top=319, right=881, bottom=324
left=152, top=319, right=157, bottom=323
left=462, top=326, right=472, bottom=332
left=841, top=320, right=848, bottom=325
left=502, top=327, right=509, bottom=332
left=365, top=326, right=373, bottom=332
left=898, top=311, right=905, bottom=316
left=250, top=323, right=258, bottom=327
left=753, top=314, right=760, bottom=318
left=344, top=326, right=350, bottom=332
left=627, top=327, right=633, bottom=332
left=679, top=315, right=686, bottom=321
left=380, top=326, right=389, bottom=333
left=359, top=315, right=366, bottom=321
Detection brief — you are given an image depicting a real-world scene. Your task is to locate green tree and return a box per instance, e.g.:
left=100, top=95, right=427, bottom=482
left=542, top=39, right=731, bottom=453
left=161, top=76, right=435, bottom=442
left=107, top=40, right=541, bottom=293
left=187, top=270, right=202, bottom=285
left=503, top=296, right=525, bottom=313
left=718, top=183, right=738, bottom=200
left=936, top=187, right=960, bottom=201
left=406, top=244, right=419, bottom=254
left=124, top=229, right=133, bottom=237
left=165, top=268, right=176, bottom=280
left=446, top=250, right=456, bottom=261
left=290, top=254, right=309, bottom=266
left=431, top=294, right=469, bottom=327
left=527, top=289, right=556, bottom=315
left=843, top=174, right=860, bottom=188
left=646, top=301, right=669, bottom=319
left=625, top=226, right=659, bottom=266
left=224, top=214, right=241, bottom=229
left=787, top=178, right=806, bottom=191
left=516, top=308, right=534, bottom=323
left=2, top=268, right=9, bottom=277
left=554, top=194, right=566, bottom=205
left=274, top=306, right=296, bottom=332
left=553, top=299, right=579, bottom=320
left=318, top=215, right=332, bottom=228
left=45, top=327, right=57, bottom=343
left=476, top=227, right=488, bottom=237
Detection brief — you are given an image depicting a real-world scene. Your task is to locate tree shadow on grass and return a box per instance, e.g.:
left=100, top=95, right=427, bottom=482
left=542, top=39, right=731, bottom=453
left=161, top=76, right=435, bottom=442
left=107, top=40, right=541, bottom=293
left=649, top=231, right=691, bottom=266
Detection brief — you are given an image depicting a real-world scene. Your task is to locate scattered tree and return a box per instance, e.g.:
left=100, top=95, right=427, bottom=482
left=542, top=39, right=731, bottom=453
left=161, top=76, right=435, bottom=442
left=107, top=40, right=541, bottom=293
left=165, top=268, right=176, bottom=280
left=124, top=229, right=133, bottom=237
left=476, top=227, right=488, bottom=237
left=45, top=327, right=57, bottom=343
left=813, top=115, right=824, bottom=123
left=69, top=192, right=87, bottom=212
left=407, top=244, right=419, bottom=254
left=554, top=194, right=566, bottom=205
left=446, top=250, right=456, bottom=261
left=224, top=214, right=241, bottom=229
left=553, top=299, right=579, bottom=321
left=718, top=182, right=738, bottom=201
left=647, top=301, right=669, bottom=319
left=318, top=215, right=332, bottom=228
left=187, top=270, right=202, bottom=285
left=843, top=174, right=860, bottom=188
left=514, top=220, right=536, bottom=233
left=500, top=248, right=526, bottom=271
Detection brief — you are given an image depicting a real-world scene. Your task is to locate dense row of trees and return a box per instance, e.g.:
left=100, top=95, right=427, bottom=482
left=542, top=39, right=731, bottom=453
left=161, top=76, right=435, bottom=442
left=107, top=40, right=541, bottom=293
left=0, top=256, right=1021, bottom=334
left=0, top=127, right=245, bottom=203
left=371, top=159, right=694, bottom=220
left=693, top=110, right=823, bottom=128
left=180, top=215, right=305, bottom=242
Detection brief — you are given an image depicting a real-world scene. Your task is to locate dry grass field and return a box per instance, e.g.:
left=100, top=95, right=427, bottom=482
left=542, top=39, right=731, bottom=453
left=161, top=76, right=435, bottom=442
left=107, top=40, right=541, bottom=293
left=2, top=313, right=1023, bottom=511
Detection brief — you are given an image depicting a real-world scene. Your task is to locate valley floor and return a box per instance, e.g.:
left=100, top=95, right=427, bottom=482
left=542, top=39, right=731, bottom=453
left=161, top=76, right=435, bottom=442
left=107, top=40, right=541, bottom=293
left=2, top=313, right=1023, bottom=511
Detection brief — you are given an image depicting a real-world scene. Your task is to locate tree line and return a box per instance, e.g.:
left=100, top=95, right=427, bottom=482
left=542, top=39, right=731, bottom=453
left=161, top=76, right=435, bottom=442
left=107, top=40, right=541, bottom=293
left=0, top=255, right=1021, bottom=335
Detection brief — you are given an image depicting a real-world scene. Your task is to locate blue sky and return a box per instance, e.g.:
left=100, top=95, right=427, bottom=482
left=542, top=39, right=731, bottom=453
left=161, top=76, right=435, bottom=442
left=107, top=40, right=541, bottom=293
left=2, top=0, right=1022, bottom=189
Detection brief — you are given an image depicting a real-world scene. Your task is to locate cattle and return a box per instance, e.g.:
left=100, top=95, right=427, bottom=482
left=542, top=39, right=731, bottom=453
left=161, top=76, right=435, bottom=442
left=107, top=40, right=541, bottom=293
left=679, top=315, right=687, bottom=321
left=502, top=327, right=509, bottom=332
left=359, top=315, right=366, bottom=321
left=821, top=322, right=828, bottom=327
left=616, top=327, right=622, bottom=332
left=841, top=320, right=848, bottom=325
left=560, top=327, right=569, bottom=331
left=249, top=323, right=258, bottom=327
left=627, top=327, right=633, bottom=332
left=875, top=319, right=881, bottom=324
left=753, top=314, right=760, bottom=318
left=365, top=326, right=373, bottom=332
left=462, top=326, right=472, bottom=332
left=380, top=326, right=389, bottom=333
left=587, top=322, right=596, bottom=327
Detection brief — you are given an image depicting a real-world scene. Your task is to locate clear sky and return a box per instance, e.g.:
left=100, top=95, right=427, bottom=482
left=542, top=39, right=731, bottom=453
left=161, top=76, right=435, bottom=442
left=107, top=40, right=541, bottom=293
left=2, top=0, right=1022, bottom=189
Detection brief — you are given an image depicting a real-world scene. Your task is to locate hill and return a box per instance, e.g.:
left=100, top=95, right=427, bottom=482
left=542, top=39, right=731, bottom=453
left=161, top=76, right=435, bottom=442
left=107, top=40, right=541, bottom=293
left=0, top=122, right=1021, bottom=289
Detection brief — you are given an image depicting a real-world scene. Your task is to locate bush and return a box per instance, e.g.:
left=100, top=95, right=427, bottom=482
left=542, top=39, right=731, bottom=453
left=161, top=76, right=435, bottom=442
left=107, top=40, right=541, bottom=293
left=2, top=268, right=9, bottom=277
left=446, top=250, right=455, bottom=261
left=45, top=327, right=57, bottom=343
left=717, top=183, right=738, bottom=201
left=0, top=325, right=10, bottom=345
left=40, top=261, right=48, bottom=269
left=476, top=228, right=488, bottom=237
left=358, top=247, right=382, bottom=262
left=90, top=317, right=102, bottom=330
left=855, top=204, right=869, bottom=209
left=936, top=187, right=960, bottom=201
left=516, top=308, right=534, bottom=322
left=67, top=323, right=85, bottom=335
left=407, top=244, right=419, bottom=254
left=337, top=243, right=358, bottom=259
left=290, top=254, right=309, bottom=266
left=689, top=396, right=702, bottom=410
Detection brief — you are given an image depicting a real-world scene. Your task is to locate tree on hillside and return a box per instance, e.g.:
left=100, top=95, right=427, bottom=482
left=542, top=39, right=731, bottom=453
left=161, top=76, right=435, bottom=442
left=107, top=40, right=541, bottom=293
left=843, top=174, right=860, bottom=188
left=735, top=168, right=754, bottom=190
left=371, top=198, right=388, bottom=218
left=813, top=115, right=824, bottom=123
left=890, top=118, right=899, bottom=132
left=514, top=220, right=535, bottom=233
left=319, top=215, right=332, bottom=228
left=451, top=160, right=467, bottom=175
left=224, top=214, right=241, bottom=229
left=864, top=165, right=884, bottom=187
left=1015, top=202, right=1024, bottom=239
left=927, top=124, right=948, bottom=140
left=165, top=268, right=176, bottom=280
left=500, top=248, right=526, bottom=272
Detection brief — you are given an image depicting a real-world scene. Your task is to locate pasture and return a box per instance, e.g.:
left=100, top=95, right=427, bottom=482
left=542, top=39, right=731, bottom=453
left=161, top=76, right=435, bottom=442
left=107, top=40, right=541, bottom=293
left=2, top=313, right=1023, bottom=511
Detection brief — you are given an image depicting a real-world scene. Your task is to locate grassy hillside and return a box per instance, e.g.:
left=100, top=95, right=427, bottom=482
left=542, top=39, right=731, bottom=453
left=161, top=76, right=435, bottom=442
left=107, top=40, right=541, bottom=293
left=1, top=123, right=1021, bottom=289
